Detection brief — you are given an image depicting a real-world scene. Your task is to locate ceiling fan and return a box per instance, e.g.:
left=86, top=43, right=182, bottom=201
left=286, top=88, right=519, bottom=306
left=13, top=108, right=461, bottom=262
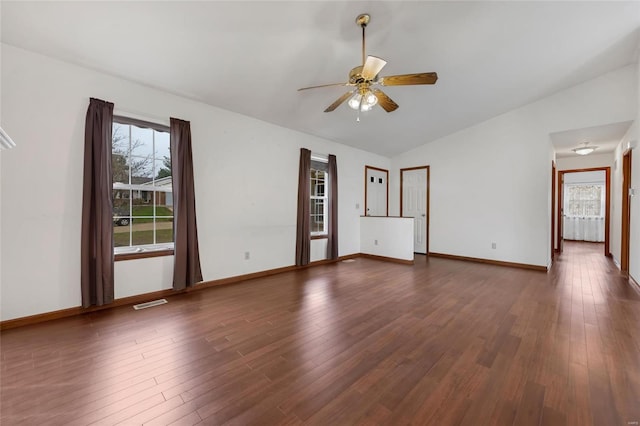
left=298, top=13, right=438, bottom=117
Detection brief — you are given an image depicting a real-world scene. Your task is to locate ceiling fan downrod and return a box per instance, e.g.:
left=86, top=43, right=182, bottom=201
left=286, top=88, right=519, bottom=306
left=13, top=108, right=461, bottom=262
left=356, top=14, right=370, bottom=66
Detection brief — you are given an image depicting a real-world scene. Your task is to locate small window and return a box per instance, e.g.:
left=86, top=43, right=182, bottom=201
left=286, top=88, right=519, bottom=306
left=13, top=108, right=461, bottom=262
left=112, top=118, right=173, bottom=254
left=566, top=184, right=604, bottom=217
left=310, top=163, right=328, bottom=235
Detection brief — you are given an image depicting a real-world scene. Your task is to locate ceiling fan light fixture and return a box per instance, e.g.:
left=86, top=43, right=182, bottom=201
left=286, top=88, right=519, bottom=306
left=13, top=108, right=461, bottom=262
left=348, top=91, right=378, bottom=111
left=572, top=142, right=598, bottom=156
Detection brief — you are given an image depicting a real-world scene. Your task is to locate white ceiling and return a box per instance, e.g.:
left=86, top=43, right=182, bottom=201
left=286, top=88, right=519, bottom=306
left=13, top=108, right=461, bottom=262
left=551, top=121, right=634, bottom=158
left=1, top=1, right=639, bottom=157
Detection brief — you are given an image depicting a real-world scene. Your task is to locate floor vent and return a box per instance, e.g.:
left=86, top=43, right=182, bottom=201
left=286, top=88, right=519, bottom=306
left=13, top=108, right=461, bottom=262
left=133, top=299, right=168, bottom=310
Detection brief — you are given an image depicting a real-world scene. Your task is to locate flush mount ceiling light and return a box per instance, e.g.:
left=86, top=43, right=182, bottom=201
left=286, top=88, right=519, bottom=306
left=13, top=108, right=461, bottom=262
left=572, top=141, right=598, bottom=156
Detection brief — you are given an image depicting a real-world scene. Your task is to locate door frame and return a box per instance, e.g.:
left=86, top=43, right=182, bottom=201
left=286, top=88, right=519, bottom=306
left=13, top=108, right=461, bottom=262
left=551, top=161, right=556, bottom=262
left=364, top=165, right=389, bottom=216
left=621, top=149, right=632, bottom=273
left=400, top=166, right=430, bottom=255
left=557, top=166, right=611, bottom=257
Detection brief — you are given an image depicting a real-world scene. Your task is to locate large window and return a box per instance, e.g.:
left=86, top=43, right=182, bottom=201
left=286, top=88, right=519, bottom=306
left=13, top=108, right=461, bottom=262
left=566, top=184, right=603, bottom=217
left=112, top=117, right=173, bottom=253
left=310, top=161, right=328, bottom=235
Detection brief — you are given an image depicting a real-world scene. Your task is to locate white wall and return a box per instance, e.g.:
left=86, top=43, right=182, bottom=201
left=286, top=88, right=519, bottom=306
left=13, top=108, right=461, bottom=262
left=610, top=122, right=636, bottom=264
left=0, top=149, right=2, bottom=309
left=390, top=64, right=637, bottom=268
left=631, top=139, right=640, bottom=283
left=360, top=217, right=414, bottom=261
left=609, top=57, right=640, bottom=277
left=0, top=45, right=390, bottom=320
left=630, top=56, right=640, bottom=282
left=556, top=152, right=614, bottom=171
left=114, top=256, right=174, bottom=299
left=310, top=239, right=328, bottom=263
left=0, top=41, right=3, bottom=312
left=391, top=110, right=551, bottom=267
left=563, top=170, right=605, bottom=184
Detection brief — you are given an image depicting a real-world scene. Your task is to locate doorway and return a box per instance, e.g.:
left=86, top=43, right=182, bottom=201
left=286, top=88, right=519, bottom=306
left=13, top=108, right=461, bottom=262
left=557, top=167, right=611, bottom=256
left=621, top=149, right=632, bottom=273
left=551, top=161, right=556, bottom=263
left=400, top=166, right=429, bottom=254
left=365, top=166, right=388, bottom=216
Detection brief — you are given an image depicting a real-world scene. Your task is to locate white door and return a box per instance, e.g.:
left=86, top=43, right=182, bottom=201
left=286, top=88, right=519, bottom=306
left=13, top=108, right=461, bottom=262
left=402, top=168, right=427, bottom=254
left=366, top=168, right=388, bottom=216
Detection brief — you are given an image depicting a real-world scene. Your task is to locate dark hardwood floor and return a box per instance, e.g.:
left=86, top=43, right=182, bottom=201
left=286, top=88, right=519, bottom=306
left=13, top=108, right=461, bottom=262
left=2, top=241, right=639, bottom=425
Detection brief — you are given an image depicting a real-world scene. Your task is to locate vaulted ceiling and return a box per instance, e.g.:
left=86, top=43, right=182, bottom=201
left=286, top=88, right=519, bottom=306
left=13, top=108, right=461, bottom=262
left=1, top=1, right=639, bottom=157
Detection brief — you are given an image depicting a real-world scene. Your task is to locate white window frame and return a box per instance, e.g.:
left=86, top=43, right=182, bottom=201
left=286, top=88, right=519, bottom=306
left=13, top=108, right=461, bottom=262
left=112, top=117, right=174, bottom=255
left=310, top=155, right=329, bottom=236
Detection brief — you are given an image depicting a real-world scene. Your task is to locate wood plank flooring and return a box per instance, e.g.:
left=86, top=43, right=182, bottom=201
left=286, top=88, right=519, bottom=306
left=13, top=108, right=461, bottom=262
left=1, top=241, right=639, bottom=425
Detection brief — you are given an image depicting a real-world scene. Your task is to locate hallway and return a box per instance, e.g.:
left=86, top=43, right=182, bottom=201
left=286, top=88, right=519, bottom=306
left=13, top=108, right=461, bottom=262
left=548, top=240, right=640, bottom=425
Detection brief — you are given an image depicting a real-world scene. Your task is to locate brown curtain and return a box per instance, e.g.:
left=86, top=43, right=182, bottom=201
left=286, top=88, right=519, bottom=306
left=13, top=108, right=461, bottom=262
left=295, top=148, right=311, bottom=266
left=327, top=154, right=338, bottom=259
left=170, top=118, right=203, bottom=290
left=81, top=98, right=115, bottom=308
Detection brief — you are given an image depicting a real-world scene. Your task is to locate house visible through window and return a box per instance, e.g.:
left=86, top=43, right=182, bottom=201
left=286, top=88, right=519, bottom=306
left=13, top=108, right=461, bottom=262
left=112, top=117, right=173, bottom=253
left=310, top=160, right=328, bottom=235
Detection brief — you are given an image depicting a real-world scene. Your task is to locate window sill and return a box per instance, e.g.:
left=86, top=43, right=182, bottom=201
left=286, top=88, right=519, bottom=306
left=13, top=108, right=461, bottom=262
left=311, top=234, right=328, bottom=240
left=115, top=249, right=174, bottom=262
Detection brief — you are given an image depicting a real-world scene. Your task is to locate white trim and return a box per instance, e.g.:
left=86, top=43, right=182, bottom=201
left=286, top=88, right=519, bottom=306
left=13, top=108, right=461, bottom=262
left=311, top=153, right=328, bottom=163
left=113, top=182, right=172, bottom=192
left=612, top=256, right=621, bottom=269
left=115, top=242, right=174, bottom=255
left=310, top=170, right=329, bottom=235
left=0, top=127, right=16, bottom=150
left=113, top=109, right=170, bottom=127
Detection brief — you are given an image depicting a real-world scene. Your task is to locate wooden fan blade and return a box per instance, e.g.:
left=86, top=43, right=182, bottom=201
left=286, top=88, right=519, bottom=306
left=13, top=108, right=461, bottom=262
left=380, top=72, right=438, bottom=86
left=372, top=89, right=399, bottom=112
left=298, top=82, right=351, bottom=91
left=361, top=56, right=387, bottom=81
left=324, top=90, right=355, bottom=112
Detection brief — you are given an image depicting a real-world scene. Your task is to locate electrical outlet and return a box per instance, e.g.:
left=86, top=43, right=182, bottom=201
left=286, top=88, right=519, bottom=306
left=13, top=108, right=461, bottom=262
left=244, top=251, right=250, bottom=260
left=491, top=242, right=497, bottom=249
left=374, top=239, right=378, bottom=245
left=356, top=203, right=360, bottom=209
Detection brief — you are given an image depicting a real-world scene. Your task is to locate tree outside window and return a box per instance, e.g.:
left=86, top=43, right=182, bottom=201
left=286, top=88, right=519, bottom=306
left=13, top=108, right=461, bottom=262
left=112, top=120, right=173, bottom=252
